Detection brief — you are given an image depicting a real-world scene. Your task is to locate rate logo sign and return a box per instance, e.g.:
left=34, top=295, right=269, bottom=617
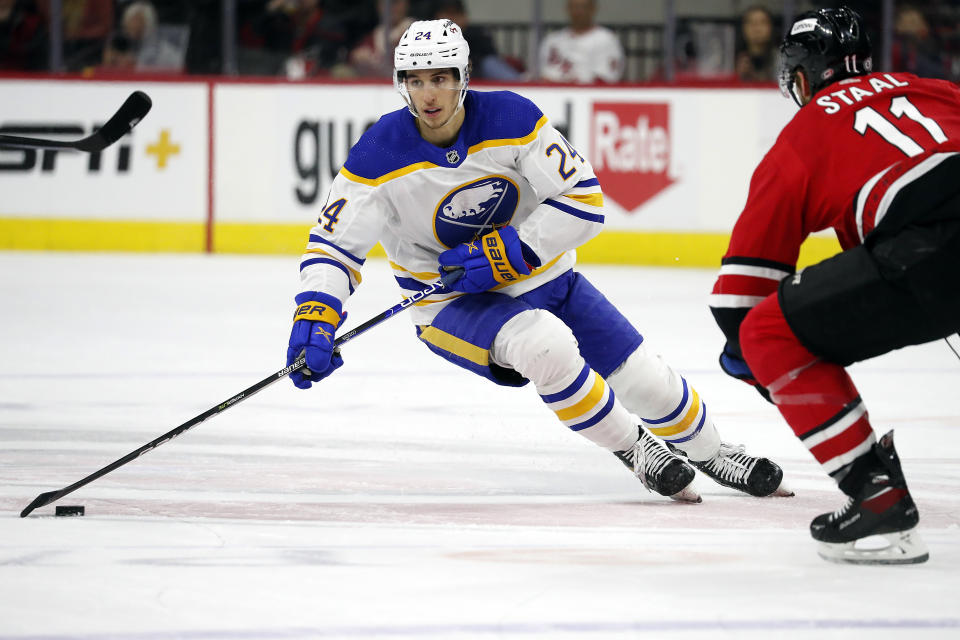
left=591, top=102, right=675, bottom=212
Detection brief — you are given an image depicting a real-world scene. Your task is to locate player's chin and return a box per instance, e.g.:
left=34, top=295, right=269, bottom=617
left=420, top=107, right=445, bottom=124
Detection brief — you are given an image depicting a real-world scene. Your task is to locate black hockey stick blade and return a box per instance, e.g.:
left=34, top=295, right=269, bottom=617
left=20, top=490, right=62, bottom=518
left=0, top=91, right=152, bottom=152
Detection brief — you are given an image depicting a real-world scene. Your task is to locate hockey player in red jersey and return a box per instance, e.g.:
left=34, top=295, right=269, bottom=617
left=710, top=6, right=960, bottom=564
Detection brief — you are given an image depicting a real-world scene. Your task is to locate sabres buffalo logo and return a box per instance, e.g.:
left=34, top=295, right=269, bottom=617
left=434, top=175, right=520, bottom=248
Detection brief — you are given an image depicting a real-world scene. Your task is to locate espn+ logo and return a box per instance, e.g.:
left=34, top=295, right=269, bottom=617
left=0, top=123, right=133, bottom=173
left=591, top=103, right=675, bottom=211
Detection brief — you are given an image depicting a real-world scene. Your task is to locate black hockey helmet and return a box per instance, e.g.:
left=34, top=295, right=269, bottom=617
left=778, top=6, right=872, bottom=106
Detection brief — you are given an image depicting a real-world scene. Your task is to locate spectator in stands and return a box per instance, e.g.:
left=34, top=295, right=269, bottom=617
left=99, top=32, right=137, bottom=71
left=120, top=0, right=157, bottom=44
left=734, top=5, right=777, bottom=82
left=38, top=0, right=114, bottom=71
left=538, top=0, right=624, bottom=84
left=433, top=0, right=522, bottom=81
left=347, top=0, right=415, bottom=78
left=0, top=0, right=48, bottom=70
left=280, top=0, right=380, bottom=78
left=892, top=4, right=947, bottom=79
left=116, top=0, right=187, bottom=72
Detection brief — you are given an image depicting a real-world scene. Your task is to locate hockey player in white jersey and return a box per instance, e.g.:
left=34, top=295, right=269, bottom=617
left=287, top=19, right=792, bottom=501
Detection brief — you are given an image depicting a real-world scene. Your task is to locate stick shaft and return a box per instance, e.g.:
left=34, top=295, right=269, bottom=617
left=0, top=91, right=151, bottom=152
left=20, top=271, right=460, bottom=517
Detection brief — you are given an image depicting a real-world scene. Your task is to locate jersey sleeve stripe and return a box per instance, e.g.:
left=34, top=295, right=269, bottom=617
left=718, top=263, right=790, bottom=280
left=720, top=256, right=795, bottom=273
left=466, top=115, right=549, bottom=155
left=871, top=151, right=958, bottom=237
left=562, top=192, right=604, bottom=208
left=854, top=164, right=893, bottom=243
left=713, top=274, right=780, bottom=297
left=543, top=197, right=605, bottom=223
left=708, top=293, right=768, bottom=308
left=299, top=257, right=356, bottom=294
left=574, top=177, right=600, bottom=188
left=303, top=248, right=362, bottom=283
left=307, top=234, right=365, bottom=265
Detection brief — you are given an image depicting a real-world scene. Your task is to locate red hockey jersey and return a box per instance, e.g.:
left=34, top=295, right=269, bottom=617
left=711, top=72, right=960, bottom=350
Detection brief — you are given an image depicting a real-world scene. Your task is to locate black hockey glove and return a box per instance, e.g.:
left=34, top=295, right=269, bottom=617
left=719, top=344, right=773, bottom=404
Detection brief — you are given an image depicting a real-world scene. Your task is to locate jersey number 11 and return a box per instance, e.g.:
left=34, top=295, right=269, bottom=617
left=853, top=96, right=948, bottom=157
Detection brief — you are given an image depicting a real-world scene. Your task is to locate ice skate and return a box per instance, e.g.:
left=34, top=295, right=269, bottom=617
left=615, top=427, right=701, bottom=503
left=811, top=430, right=928, bottom=565
left=671, top=442, right=793, bottom=497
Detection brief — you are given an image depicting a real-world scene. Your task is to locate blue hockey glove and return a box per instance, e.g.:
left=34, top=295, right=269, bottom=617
left=437, top=226, right=540, bottom=294
left=287, top=292, right=345, bottom=389
left=719, top=344, right=772, bottom=404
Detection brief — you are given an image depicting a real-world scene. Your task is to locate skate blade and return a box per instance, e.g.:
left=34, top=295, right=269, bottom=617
left=771, top=482, right=795, bottom=497
left=816, top=528, right=929, bottom=565
left=669, top=484, right=702, bottom=503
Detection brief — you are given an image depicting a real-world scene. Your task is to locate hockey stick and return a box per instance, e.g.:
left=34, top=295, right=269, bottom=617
left=945, top=334, right=960, bottom=362
left=20, top=268, right=463, bottom=517
left=0, top=91, right=152, bottom=152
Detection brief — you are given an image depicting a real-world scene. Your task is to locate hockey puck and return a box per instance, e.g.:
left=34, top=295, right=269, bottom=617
left=55, top=506, right=85, bottom=517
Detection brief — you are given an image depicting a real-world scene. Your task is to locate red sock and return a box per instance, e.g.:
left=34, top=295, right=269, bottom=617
left=740, top=295, right=876, bottom=483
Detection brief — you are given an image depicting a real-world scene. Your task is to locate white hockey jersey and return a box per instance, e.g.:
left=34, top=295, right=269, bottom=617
left=538, top=26, right=625, bottom=84
left=298, top=89, right=607, bottom=326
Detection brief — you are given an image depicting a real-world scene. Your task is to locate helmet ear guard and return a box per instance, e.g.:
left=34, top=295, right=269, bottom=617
left=778, top=6, right=872, bottom=106
left=393, top=19, right=471, bottom=119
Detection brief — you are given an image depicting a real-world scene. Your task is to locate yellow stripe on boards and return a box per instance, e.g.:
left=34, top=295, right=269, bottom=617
left=212, top=223, right=390, bottom=260
left=577, top=231, right=841, bottom=268
left=648, top=388, right=702, bottom=437
left=0, top=218, right=205, bottom=252
left=555, top=372, right=606, bottom=422
left=0, top=218, right=841, bottom=270
left=419, top=326, right=489, bottom=366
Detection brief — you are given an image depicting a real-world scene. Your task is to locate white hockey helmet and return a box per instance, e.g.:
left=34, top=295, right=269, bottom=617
left=393, top=19, right=471, bottom=118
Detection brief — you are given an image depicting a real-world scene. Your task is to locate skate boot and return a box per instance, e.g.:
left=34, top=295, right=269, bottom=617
left=670, top=442, right=793, bottom=497
left=615, top=427, right=700, bottom=503
left=811, top=430, right=928, bottom=565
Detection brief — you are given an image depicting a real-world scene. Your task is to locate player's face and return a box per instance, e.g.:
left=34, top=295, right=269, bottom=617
left=404, top=69, right=462, bottom=128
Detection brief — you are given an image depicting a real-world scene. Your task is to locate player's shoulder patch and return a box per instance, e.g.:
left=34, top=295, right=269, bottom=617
left=463, top=91, right=547, bottom=150
left=342, top=107, right=428, bottom=183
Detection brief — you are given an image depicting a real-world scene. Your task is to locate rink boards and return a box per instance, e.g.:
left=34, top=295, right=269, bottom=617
left=0, top=77, right=840, bottom=266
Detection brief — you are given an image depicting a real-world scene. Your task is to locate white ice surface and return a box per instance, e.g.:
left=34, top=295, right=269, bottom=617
left=1, top=252, right=958, bottom=639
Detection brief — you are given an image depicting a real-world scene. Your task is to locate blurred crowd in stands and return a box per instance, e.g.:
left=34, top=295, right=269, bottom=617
left=2, top=0, right=959, bottom=84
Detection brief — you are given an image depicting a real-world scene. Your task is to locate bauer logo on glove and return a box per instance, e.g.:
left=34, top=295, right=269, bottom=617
left=438, top=225, right=541, bottom=294
left=287, top=292, right=345, bottom=390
